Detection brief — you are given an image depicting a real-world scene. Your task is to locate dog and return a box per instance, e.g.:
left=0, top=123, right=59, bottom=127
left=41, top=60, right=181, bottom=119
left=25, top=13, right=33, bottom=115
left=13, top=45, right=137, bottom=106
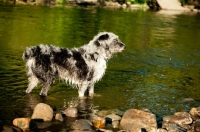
left=22, top=32, right=126, bottom=97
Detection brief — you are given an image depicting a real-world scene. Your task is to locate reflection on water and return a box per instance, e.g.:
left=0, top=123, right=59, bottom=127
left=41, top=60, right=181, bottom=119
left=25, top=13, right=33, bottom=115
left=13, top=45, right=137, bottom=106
left=0, top=4, right=200, bottom=128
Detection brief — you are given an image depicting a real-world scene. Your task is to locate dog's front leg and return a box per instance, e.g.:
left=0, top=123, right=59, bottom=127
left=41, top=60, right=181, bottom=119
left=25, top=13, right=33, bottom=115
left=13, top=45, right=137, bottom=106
left=40, top=83, right=51, bottom=96
left=78, top=84, right=88, bottom=97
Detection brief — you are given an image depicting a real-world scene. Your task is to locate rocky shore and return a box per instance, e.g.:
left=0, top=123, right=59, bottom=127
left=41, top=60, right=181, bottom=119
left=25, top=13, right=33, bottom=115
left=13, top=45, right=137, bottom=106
left=2, top=98, right=200, bottom=132
left=1, top=0, right=200, bottom=12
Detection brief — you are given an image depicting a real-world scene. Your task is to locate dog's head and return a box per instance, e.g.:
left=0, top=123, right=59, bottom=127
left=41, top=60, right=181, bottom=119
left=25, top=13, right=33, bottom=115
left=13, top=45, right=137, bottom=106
left=94, top=32, right=126, bottom=59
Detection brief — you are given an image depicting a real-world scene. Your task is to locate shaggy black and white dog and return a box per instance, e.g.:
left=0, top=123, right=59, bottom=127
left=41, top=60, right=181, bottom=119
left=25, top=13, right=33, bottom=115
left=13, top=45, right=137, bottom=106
left=22, top=32, right=125, bottom=97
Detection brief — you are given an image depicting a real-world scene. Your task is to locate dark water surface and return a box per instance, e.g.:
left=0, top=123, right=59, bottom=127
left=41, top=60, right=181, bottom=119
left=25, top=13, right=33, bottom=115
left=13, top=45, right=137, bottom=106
left=0, top=4, right=200, bottom=128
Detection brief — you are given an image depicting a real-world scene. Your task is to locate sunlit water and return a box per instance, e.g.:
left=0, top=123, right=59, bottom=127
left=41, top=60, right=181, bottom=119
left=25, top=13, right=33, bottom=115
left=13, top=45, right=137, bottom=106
left=0, top=4, right=200, bottom=128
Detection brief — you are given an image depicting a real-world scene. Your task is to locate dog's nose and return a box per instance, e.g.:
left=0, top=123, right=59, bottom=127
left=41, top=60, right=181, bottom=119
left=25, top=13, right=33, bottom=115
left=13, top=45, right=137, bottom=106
left=120, top=43, right=126, bottom=49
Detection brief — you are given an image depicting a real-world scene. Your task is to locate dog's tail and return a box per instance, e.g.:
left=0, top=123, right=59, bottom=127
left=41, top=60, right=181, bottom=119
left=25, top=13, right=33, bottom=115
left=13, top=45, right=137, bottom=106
left=22, top=46, right=36, bottom=61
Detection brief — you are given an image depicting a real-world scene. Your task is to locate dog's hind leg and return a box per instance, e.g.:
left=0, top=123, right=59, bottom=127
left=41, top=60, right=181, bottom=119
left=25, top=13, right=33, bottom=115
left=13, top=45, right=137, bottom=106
left=26, top=76, right=39, bottom=94
left=88, top=83, right=95, bottom=97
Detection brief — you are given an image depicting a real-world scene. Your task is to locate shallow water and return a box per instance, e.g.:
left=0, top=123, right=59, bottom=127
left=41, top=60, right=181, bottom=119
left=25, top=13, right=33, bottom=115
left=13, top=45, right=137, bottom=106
left=0, top=4, right=200, bottom=128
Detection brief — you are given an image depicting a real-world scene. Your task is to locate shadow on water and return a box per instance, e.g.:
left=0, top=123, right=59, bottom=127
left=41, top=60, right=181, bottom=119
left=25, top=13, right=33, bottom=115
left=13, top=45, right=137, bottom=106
left=0, top=4, right=200, bottom=129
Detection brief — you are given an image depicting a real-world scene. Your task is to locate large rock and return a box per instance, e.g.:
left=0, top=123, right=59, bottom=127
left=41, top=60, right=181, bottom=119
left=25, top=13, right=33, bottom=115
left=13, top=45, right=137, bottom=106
left=31, top=103, right=53, bottom=121
left=120, top=109, right=157, bottom=132
left=147, top=0, right=189, bottom=10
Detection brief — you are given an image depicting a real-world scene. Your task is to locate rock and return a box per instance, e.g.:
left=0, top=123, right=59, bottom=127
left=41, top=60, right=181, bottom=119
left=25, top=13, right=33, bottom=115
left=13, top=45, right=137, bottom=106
left=62, top=107, right=78, bottom=117
left=31, top=103, right=53, bottom=121
left=105, top=114, right=121, bottom=121
left=163, top=122, right=186, bottom=131
left=163, top=115, right=175, bottom=122
left=182, top=98, right=195, bottom=103
left=75, top=0, right=98, bottom=5
left=99, top=129, right=113, bottom=132
left=112, top=120, right=119, bottom=129
left=13, top=118, right=31, bottom=131
left=194, top=119, right=200, bottom=132
left=147, top=0, right=190, bottom=10
left=169, top=112, right=193, bottom=125
left=55, top=113, right=64, bottom=122
left=35, top=121, right=52, bottom=129
left=190, top=107, right=200, bottom=120
left=147, top=0, right=161, bottom=10
left=3, top=125, right=23, bottom=132
left=120, top=108, right=157, bottom=132
left=96, top=110, right=110, bottom=117
left=70, top=119, right=93, bottom=131
left=92, top=117, right=106, bottom=129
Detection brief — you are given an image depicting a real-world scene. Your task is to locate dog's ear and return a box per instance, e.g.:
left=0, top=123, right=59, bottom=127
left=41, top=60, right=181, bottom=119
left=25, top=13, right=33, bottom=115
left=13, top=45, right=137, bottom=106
left=98, top=34, right=109, bottom=41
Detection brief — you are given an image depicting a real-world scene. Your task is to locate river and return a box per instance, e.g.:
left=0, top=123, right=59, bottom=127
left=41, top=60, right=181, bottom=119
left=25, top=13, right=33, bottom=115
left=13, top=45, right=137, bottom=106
left=0, top=4, right=200, bottom=128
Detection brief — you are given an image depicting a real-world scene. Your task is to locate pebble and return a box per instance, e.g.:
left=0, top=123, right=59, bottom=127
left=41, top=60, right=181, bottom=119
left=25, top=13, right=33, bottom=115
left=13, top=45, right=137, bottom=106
left=55, top=113, right=64, bottom=122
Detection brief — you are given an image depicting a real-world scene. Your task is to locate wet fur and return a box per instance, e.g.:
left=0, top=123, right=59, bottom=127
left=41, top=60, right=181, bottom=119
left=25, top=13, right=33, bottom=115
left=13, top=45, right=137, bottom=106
left=22, top=32, right=126, bottom=97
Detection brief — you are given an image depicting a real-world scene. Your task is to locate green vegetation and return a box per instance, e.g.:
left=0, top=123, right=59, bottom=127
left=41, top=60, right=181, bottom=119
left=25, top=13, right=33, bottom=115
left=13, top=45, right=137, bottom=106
left=179, top=0, right=188, bottom=5
left=128, top=0, right=147, bottom=4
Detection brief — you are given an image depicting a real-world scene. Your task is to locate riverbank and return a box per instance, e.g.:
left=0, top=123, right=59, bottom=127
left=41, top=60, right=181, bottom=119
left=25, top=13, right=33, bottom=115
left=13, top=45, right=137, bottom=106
left=1, top=0, right=200, bottom=12
left=2, top=97, right=200, bottom=132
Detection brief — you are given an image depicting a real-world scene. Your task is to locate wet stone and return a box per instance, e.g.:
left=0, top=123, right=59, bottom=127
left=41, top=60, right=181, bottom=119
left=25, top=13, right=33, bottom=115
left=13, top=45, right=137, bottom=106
left=169, top=112, right=193, bottom=125
left=31, top=103, right=53, bottom=121
left=157, top=128, right=168, bottom=132
left=55, top=113, right=64, bottom=122
left=3, top=125, right=23, bottom=132
left=62, top=107, right=78, bottom=117
left=13, top=118, right=31, bottom=131
left=190, top=107, right=200, bottom=120
left=164, top=122, right=186, bottom=132
left=35, top=121, right=52, bottom=129
left=194, top=120, right=200, bottom=132
left=174, top=112, right=191, bottom=118
left=112, top=120, right=119, bottom=129
left=120, top=108, right=157, bottom=132
left=182, top=98, right=195, bottom=103
left=96, top=110, right=110, bottom=117
left=105, top=114, right=121, bottom=121
left=163, top=115, right=175, bottom=122
left=92, top=117, right=106, bottom=129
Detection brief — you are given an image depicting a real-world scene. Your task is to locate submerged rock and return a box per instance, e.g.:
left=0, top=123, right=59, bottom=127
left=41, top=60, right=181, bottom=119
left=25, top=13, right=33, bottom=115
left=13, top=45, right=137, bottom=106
left=70, top=119, right=93, bottom=131
left=120, top=108, right=157, bottom=132
left=31, top=103, right=53, bottom=121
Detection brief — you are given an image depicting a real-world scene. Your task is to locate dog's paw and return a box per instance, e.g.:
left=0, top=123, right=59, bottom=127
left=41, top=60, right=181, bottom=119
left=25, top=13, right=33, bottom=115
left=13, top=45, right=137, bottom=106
left=39, top=92, right=47, bottom=97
